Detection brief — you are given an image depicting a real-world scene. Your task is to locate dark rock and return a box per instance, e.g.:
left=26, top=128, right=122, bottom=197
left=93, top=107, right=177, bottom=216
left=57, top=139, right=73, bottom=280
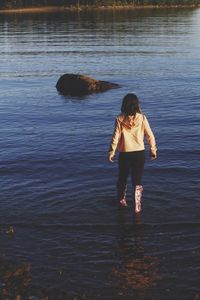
left=56, top=74, right=120, bottom=96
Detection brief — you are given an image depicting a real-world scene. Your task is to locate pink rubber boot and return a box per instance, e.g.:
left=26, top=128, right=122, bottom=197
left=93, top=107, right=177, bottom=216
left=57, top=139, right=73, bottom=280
left=135, top=185, right=143, bottom=213
left=120, top=198, right=128, bottom=207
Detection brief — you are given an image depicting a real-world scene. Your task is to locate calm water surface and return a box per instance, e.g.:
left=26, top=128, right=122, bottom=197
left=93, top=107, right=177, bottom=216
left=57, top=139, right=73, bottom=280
left=0, top=8, right=200, bottom=300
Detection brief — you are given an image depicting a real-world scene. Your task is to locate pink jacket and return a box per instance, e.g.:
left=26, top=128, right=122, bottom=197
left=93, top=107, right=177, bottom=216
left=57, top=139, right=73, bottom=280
left=109, top=113, right=157, bottom=156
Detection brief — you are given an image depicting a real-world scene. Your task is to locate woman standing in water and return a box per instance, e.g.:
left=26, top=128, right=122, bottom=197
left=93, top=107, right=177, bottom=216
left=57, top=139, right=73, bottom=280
left=108, top=93, right=157, bottom=213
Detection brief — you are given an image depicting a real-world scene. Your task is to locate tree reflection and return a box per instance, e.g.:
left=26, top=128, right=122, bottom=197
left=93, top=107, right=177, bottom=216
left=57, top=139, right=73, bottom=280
left=113, top=213, right=160, bottom=291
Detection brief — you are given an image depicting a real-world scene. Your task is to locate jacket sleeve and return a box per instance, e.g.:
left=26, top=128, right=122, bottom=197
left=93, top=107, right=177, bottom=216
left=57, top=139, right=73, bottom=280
left=143, top=115, right=157, bottom=154
left=109, top=118, right=121, bottom=156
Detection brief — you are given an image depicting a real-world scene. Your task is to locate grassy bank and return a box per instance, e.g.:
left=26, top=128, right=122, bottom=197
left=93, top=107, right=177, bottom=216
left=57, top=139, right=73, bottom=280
left=0, top=4, right=200, bottom=14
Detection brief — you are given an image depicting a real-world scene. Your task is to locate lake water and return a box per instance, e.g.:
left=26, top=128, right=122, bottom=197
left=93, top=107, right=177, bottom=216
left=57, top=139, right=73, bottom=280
left=0, top=7, right=200, bottom=300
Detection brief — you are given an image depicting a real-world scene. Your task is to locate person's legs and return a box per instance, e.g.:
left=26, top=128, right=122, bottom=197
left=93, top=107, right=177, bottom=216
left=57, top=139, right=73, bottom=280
left=130, top=150, right=145, bottom=186
left=117, top=153, right=130, bottom=206
left=130, top=151, right=145, bottom=213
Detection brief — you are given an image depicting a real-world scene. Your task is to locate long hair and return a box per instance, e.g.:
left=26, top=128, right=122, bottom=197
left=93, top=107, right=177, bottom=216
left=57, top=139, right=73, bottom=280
left=121, top=93, right=142, bottom=116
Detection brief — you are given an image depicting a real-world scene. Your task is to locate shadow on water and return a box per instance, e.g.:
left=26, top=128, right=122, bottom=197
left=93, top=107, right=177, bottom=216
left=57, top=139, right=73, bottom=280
left=60, top=94, right=89, bottom=102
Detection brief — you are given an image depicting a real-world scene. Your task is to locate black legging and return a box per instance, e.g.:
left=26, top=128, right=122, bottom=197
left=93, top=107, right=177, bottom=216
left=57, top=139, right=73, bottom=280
left=117, top=150, right=145, bottom=199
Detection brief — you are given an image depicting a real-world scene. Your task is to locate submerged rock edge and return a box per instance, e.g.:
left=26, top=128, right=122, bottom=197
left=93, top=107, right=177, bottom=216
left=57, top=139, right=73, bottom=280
left=56, top=73, right=120, bottom=96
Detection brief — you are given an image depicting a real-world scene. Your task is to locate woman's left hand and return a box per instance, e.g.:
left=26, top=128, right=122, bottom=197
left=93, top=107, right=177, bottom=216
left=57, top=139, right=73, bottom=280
left=109, top=154, right=115, bottom=162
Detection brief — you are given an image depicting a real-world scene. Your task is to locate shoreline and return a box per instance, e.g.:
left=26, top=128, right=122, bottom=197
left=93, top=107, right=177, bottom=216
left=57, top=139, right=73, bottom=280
left=0, top=4, right=200, bottom=14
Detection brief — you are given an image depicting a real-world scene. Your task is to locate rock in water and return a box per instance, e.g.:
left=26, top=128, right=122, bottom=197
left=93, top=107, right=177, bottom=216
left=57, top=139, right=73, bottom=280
left=56, top=74, right=120, bottom=96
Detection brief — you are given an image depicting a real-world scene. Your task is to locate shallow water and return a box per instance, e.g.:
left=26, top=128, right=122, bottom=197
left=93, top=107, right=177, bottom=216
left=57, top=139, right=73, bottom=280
left=0, top=7, right=200, bottom=299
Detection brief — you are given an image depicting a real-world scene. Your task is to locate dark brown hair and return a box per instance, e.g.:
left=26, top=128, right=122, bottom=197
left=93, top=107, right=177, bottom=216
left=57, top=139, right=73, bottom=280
left=121, top=93, right=141, bottom=116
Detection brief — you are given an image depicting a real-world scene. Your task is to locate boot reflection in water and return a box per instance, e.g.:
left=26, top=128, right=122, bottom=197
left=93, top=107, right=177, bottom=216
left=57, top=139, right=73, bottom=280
left=113, top=214, right=160, bottom=290
left=108, top=93, right=157, bottom=214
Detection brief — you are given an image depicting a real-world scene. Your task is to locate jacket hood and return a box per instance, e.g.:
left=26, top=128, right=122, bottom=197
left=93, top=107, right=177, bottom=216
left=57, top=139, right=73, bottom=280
left=118, top=113, right=142, bottom=129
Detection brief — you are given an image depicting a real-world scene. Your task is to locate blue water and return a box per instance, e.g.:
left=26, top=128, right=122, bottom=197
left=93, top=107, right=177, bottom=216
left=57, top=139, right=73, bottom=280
left=0, top=8, right=200, bottom=299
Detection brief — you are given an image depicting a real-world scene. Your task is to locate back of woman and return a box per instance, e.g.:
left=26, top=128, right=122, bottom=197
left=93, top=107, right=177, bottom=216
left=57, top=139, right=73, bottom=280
left=108, top=93, right=157, bottom=213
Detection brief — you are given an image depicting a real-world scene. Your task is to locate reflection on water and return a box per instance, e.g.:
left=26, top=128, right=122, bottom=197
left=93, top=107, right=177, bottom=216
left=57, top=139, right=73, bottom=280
left=113, top=213, right=159, bottom=292
left=0, top=256, right=32, bottom=300
left=0, top=227, right=31, bottom=300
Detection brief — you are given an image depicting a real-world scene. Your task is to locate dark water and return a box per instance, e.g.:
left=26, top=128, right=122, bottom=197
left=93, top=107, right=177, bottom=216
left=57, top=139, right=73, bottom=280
left=0, top=8, right=200, bottom=300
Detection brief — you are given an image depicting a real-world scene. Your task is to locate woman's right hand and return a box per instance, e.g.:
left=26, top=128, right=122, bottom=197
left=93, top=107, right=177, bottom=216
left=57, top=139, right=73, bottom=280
left=150, top=151, right=157, bottom=160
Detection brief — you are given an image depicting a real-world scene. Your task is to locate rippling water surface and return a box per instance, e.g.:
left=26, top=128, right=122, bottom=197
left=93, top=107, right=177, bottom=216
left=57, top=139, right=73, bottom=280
left=0, top=8, right=200, bottom=299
